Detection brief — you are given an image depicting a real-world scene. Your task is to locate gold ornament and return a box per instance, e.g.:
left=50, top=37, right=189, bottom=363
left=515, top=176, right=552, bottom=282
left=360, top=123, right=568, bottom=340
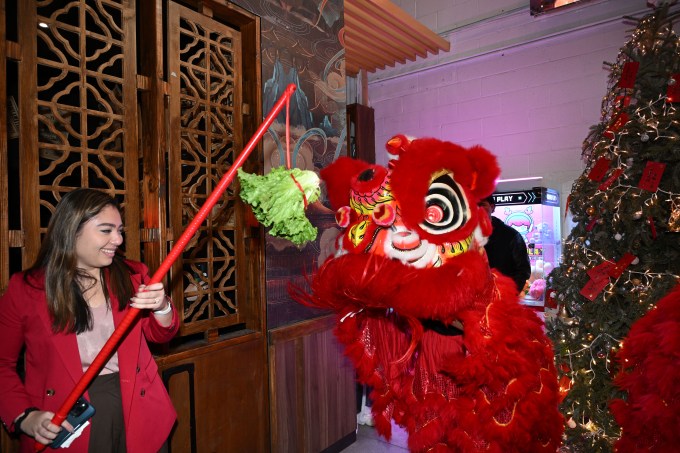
left=586, top=206, right=596, bottom=216
left=558, top=305, right=576, bottom=326
left=669, top=199, right=680, bottom=232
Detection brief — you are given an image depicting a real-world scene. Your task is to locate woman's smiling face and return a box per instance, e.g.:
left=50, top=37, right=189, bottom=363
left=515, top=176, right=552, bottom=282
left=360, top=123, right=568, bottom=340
left=75, top=205, right=124, bottom=274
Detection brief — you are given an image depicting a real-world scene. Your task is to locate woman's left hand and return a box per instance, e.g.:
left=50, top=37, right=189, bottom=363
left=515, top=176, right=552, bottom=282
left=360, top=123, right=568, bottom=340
left=130, top=283, right=168, bottom=312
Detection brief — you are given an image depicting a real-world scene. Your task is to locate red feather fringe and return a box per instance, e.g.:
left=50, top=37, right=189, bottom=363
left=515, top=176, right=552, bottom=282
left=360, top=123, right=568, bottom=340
left=292, top=251, right=564, bottom=452
left=610, top=284, right=680, bottom=453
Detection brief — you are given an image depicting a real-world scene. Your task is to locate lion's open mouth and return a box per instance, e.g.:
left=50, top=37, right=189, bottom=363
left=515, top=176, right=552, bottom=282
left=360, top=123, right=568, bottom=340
left=383, top=226, right=474, bottom=268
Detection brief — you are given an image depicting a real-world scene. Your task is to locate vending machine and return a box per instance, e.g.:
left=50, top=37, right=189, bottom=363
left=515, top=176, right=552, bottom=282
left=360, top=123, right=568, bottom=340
left=489, top=188, right=561, bottom=312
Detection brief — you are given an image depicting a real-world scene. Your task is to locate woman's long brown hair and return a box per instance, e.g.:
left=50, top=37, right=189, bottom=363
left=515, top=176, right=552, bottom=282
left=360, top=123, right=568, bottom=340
left=25, top=189, right=134, bottom=334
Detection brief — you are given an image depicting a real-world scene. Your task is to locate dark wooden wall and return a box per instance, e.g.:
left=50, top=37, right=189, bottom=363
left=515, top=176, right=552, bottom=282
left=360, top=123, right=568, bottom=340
left=347, top=103, right=376, bottom=162
left=158, top=332, right=270, bottom=452
left=269, top=316, right=356, bottom=453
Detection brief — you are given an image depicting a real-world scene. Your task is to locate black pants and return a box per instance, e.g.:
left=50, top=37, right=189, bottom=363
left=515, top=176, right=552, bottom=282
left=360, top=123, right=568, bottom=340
left=87, top=373, right=168, bottom=452
left=87, top=372, right=126, bottom=453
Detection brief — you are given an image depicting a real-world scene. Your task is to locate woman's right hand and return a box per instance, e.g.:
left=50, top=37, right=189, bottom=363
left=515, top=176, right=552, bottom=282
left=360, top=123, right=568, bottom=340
left=18, top=410, right=73, bottom=445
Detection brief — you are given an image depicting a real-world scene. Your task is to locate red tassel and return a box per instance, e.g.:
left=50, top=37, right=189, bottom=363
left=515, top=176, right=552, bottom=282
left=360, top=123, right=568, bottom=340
left=649, top=216, right=657, bottom=239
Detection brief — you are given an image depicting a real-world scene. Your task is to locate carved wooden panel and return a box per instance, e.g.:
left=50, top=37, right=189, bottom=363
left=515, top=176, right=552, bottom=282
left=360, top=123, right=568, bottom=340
left=167, top=2, right=245, bottom=336
left=17, top=0, right=140, bottom=265
left=157, top=333, right=270, bottom=453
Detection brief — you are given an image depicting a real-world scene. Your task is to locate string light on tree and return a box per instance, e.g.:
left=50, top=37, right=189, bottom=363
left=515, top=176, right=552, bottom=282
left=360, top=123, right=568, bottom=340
left=547, top=3, right=680, bottom=452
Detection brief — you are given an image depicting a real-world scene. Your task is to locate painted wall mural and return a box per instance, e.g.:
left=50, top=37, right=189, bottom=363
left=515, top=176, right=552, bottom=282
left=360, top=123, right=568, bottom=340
left=232, top=0, right=345, bottom=328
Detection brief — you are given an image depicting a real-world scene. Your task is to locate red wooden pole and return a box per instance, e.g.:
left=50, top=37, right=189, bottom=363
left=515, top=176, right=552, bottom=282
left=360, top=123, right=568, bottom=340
left=38, top=84, right=297, bottom=450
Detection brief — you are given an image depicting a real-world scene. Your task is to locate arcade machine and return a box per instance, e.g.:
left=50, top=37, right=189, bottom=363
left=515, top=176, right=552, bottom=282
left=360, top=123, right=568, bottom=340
left=489, top=188, right=562, bottom=319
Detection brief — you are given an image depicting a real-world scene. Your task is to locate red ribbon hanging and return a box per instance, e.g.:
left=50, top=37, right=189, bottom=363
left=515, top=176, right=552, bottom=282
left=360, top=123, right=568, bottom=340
left=587, top=261, right=614, bottom=283
left=604, top=112, right=629, bottom=139
left=290, top=173, right=309, bottom=209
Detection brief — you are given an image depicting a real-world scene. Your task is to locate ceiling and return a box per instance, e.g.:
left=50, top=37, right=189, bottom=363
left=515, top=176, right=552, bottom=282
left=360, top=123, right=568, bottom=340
left=343, top=0, right=450, bottom=77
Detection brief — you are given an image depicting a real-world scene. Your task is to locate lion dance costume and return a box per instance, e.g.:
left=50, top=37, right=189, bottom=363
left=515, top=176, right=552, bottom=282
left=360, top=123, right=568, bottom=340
left=293, top=136, right=563, bottom=452
left=610, top=284, right=680, bottom=452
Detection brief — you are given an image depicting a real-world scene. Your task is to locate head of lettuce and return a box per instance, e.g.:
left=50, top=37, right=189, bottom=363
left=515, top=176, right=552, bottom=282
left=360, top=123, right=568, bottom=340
left=237, top=167, right=320, bottom=246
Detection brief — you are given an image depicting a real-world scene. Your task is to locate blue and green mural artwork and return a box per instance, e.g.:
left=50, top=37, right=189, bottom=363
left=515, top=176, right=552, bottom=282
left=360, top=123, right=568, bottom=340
left=233, top=0, right=346, bottom=328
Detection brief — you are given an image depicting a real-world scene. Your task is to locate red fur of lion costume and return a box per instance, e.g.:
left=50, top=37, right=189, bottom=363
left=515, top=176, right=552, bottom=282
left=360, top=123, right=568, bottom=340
left=294, top=136, right=563, bottom=452
left=610, top=284, right=680, bottom=452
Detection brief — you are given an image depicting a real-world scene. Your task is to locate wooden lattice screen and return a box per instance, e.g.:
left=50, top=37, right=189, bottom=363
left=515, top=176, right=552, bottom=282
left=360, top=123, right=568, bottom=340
left=2, top=0, right=257, bottom=341
left=17, top=0, right=141, bottom=266
left=167, top=3, right=245, bottom=336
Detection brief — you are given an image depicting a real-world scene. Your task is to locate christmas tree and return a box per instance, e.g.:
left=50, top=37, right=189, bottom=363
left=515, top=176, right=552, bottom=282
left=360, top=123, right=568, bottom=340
left=546, top=2, right=680, bottom=451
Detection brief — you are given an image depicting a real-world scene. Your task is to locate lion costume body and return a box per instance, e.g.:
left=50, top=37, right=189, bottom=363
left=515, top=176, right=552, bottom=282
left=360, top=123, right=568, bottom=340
left=610, top=284, right=680, bottom=452
left=294, top=136, right=563, bottom=452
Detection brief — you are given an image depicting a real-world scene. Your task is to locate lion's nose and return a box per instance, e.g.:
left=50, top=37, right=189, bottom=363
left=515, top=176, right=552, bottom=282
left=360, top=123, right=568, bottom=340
left=391, top=229, right=421, bottom=251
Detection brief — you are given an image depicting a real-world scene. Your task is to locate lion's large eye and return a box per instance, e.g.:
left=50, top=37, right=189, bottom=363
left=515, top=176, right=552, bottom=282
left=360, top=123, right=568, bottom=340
left=420, top=173, right=469, bottom=234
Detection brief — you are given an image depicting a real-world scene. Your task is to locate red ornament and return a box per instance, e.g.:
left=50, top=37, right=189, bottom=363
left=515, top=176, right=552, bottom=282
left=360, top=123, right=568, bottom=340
left=564, top=194, right=572, bottom=221
left=609, top=253, right=637, bottom=279
left=667, top=73, right=680, bottom=102
left=588, top=261, right=614, bottom=283
left=586, top=216, right=598, bottom=231
left=598, top=168, right=624, bottom=191
left=618, top=61, right=640, bottom=88
left=638, top=161, right=666, bottom=192
left=604, top=112, right=629, bottom=139
left=558, top=375, right=573, bottom=403
left=580, top=277, right=609, bottom=301
left=614, top=95, right=631, bottom=108
left=545, top=289, right=558, bottom=309
left=587, top=157, right=612, bottom=181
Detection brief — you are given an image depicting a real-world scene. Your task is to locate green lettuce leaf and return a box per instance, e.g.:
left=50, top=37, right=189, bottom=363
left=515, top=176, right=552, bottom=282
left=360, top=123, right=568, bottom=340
left=237, top=166, right=320, bottom=246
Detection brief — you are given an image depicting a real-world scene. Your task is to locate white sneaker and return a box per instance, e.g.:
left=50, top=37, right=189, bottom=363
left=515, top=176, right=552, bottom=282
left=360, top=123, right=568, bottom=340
left=357, top=408, right=374, bottom=426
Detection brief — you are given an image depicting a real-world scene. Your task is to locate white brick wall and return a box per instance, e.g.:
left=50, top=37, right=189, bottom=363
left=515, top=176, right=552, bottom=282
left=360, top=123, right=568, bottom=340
left=366, top=0, right=658, bottom=235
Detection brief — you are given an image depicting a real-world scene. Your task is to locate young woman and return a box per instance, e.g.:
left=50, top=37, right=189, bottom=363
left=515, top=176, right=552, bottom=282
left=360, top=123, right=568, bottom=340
left=0, top=189, right=179, bottom=452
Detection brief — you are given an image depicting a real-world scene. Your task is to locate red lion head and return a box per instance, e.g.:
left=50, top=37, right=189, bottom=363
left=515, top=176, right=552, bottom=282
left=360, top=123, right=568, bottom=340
left=314, top=135, right=507, bottom=322
left=324, top=135, right=498, bottom=262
